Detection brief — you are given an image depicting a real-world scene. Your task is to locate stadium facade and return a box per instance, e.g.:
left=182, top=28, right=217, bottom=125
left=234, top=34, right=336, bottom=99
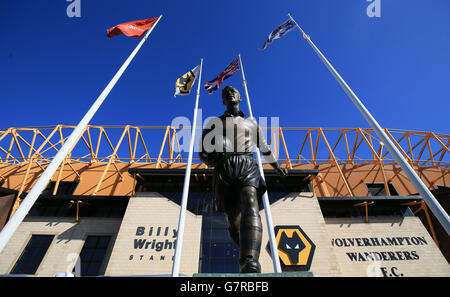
left=0, top=125, right=449, bottom=277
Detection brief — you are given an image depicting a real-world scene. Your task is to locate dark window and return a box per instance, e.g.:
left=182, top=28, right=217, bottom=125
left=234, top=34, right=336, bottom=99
left=200, top=214, right=239, bottom=273
left=366, top=183, right=399, bottom=196
left=78, top=236, right=111, bottom=276
left=10, top=235, right=54, bottom=275
left=41, top=181, right=78, bottom=196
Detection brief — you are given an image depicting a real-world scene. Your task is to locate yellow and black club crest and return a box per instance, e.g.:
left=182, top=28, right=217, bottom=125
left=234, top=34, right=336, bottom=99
left=272, top=225, right=315, bottom=271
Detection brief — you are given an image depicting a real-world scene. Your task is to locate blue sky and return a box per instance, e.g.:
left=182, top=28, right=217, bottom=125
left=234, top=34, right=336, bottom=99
left=1, top=0, right=449, bottom=142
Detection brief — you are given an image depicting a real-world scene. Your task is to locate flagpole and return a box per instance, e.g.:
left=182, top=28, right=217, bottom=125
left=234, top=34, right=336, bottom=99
left=287, top=13, right=450, bottom=235
left=238, top=54, right=282, bottom=273
left=0, top=15, right=163, bottom=253
left=171, top=58, right=203, bottom=277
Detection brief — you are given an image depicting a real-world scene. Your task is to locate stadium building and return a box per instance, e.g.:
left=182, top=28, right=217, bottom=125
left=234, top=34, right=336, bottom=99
left=0, top=125, right=449, bottom=277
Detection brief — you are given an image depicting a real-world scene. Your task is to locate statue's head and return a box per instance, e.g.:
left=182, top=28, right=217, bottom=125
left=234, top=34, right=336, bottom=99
left=222, top=85, right=242, bottom=107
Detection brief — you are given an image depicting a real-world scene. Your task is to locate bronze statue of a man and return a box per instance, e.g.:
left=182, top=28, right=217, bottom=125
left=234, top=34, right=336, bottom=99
left=199, top=85, right=287, bottom=273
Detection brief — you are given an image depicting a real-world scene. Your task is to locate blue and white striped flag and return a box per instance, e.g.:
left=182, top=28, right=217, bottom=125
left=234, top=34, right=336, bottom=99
left=260, top=19, right=296, bottom=50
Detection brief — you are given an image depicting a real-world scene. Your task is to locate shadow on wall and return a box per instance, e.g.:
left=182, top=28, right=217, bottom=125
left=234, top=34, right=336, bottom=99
left=0, top=190, right=16, bottom=231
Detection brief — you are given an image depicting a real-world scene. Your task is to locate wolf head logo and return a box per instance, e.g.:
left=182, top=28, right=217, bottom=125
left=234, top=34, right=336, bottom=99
left=271, top=225, right=315, bottom=271
left=278, top=231, right=306, bottom=264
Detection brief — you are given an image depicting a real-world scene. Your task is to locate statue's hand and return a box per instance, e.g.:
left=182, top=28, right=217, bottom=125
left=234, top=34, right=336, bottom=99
left=199, top=151, right=219, bottom=167
left=277, top=167, right=288, bottom=177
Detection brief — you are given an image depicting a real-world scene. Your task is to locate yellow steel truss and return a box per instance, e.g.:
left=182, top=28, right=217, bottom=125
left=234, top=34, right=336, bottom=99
left=0, top=125, right=449, bottom=199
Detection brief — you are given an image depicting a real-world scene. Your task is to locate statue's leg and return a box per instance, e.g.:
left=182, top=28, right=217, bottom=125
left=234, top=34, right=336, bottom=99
left=238, top=185, right=262, bottom=273
left=225, top=206, right=241, bottom=246
left=220, top=181, right=241, bottom=246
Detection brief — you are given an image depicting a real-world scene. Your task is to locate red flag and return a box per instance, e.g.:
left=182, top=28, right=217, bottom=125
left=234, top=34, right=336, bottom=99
left=107, top=17, right=158, bottom=38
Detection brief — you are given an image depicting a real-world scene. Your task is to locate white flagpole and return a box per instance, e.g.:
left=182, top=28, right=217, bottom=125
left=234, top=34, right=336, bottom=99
left=287, top=13, right=450, bottom=235
left=0, top=15, right=163, bottom=253
left=171, top=58, right=203, bottom=277
left=238, top=54, right=282, bottom=273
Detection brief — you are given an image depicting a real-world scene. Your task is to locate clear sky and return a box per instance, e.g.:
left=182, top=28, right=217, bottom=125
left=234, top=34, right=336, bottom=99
left=1, top=0, right=449, bottom=139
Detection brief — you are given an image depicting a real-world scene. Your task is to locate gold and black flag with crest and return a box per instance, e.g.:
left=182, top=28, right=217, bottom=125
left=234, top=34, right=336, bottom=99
left=174, top=65, right=200, bottom=97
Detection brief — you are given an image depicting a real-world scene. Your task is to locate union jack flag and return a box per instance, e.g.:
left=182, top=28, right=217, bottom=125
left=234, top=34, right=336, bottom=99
left=204, top=57, right=240, bottom=94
